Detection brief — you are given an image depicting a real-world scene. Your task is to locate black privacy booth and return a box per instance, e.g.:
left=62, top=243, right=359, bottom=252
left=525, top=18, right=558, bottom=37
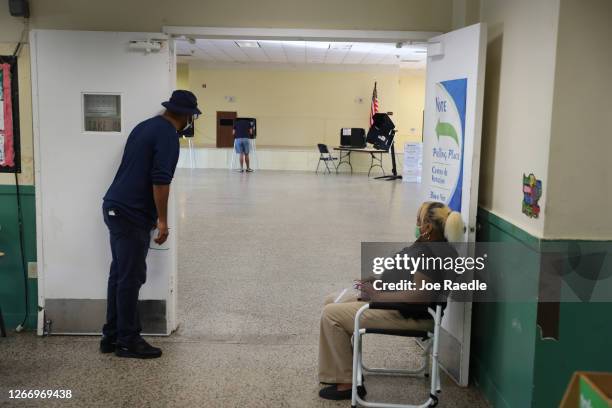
left=367, top=113, right=401, bottom=180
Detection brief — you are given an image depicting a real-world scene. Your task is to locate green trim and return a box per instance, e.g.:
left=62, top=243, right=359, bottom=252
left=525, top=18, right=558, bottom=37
left=475, top=206, right=612, bottom=407
left=477, top=207, right=541, bottom=248
left=472, top=358, right=511, bottom=408
left=0, top=184, right=35, bottom=195
left=0, top=187, right=37, bottom=332
left=1, top=278, right=38, bottom=330
left=477, top=207, right=612, bottom=245
left=474, top=207, right=540, bottom=408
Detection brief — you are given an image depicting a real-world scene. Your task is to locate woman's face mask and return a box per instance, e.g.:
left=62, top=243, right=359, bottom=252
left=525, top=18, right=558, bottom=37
left=415, top=224, right=421, bottom=239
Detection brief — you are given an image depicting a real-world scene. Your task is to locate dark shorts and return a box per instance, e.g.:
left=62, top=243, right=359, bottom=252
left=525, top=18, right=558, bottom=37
left=234, top=138, right=250, bottom=154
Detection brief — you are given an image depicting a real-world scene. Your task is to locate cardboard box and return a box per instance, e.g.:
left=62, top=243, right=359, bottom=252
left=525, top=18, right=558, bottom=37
left=560, top=372, right=612, bottom=408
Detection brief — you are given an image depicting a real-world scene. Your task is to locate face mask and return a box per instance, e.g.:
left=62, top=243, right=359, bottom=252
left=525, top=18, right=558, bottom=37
left=182, top=117, right=193, bottom=132
left=415, top=225, right=421, bottom=239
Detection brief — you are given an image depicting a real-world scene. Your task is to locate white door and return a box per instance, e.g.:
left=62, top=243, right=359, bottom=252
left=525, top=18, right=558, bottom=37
left=421, top=23, right=487, bottom=385
left=31, top=30, right=178, bottom=335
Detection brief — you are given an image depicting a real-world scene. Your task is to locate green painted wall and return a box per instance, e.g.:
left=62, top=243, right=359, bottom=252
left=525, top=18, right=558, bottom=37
left=532, top=238, right=612, bottom=408
left=472, top=208, right=539, bottom=408
left=473, top=208, right=612, bottom=407
left=0, top=184, right=37, bottom=329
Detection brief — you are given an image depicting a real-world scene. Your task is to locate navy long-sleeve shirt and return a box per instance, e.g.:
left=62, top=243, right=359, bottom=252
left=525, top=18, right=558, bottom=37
left=103, top=115, right=179, bottom=228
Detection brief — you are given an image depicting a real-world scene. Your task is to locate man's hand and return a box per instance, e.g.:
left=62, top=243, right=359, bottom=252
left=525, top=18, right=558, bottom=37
left=152, top=184, right=170, bottom=245
left=154, top=221, right=169, bottom=245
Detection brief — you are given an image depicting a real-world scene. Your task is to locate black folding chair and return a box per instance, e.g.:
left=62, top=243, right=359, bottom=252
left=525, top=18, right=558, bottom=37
left=316, top=144, right=338, bottom=174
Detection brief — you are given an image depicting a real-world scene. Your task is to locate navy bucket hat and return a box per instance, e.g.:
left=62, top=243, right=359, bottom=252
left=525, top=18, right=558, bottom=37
left=162, top=90, right=202, bottom=115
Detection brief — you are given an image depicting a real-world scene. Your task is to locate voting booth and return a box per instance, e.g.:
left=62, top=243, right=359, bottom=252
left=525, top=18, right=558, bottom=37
left=31, top=30, right=178, bottom=335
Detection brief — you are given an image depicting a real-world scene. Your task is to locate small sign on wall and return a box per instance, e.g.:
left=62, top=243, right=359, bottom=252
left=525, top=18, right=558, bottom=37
left=522, top=173, right=542, bottom=218
left=402, top=142, right=422, bottom=183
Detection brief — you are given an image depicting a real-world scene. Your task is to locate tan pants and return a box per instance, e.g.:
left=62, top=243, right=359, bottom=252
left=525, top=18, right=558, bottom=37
left=318, top=293, right=433, bottom=384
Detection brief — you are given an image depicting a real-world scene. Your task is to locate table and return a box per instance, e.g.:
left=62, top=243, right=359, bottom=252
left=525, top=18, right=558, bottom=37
left=333, top=147, right=388, bottom=177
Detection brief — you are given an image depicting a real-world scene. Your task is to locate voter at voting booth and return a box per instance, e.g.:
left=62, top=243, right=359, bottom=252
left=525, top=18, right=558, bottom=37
left=233, top=118, right=254, bottom=173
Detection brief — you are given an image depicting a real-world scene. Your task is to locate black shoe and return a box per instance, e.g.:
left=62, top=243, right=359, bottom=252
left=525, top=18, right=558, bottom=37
left=318, top=385, right=366, bottom=401
left=246, top=168, right=254, bottom=172
left=100, top=336, right=116, bottom=353
left=115, top=339, right=162, bottom=359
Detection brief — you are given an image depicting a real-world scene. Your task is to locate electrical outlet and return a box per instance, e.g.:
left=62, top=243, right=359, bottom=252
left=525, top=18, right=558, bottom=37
left=28, top=262, right=37, bottom=278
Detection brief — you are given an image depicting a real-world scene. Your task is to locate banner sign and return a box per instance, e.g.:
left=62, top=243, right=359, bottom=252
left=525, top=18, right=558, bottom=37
left=427, top=78, right=467, bottom=211
left=0, top=55, right=20, bottom=173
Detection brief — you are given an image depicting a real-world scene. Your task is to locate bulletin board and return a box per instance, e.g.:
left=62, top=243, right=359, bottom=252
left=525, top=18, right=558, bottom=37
left=0, top=55, right=20, bottom=173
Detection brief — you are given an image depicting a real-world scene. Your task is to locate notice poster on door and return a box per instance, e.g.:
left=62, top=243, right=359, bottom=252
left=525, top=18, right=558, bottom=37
left=0, top=56, right=19, bottom=173
left=426, top=78, right=467, bottom=211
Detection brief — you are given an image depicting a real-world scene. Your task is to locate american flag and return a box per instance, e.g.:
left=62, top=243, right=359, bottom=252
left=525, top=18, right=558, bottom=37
left=369, top=81, right=379, bottom=126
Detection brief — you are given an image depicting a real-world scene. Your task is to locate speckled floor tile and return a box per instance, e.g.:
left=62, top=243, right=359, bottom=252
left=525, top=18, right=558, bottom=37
left=0, top=170, right=489, bottom=407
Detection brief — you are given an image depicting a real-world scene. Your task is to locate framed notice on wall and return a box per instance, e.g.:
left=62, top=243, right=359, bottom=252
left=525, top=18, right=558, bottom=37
left=0, top=55, right=20, bottom=173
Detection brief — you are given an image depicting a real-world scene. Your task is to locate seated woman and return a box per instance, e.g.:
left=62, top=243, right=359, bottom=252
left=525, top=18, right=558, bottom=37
left=318, top=201, right=464, bottom=400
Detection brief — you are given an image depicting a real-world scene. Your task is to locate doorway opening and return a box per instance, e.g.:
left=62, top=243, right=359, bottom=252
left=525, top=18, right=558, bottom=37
left=164, top=27, right=435, bottom=173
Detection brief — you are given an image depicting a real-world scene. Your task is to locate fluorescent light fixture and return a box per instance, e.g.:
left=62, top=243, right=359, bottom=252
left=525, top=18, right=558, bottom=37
left=306, top=41, right=330, bottom=49
left=235, top=40, right=260, bottom=48
left=328, top=43, right=352, bottom=50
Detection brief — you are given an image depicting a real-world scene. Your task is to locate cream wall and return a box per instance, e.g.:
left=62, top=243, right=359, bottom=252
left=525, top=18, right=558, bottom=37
left=452, top=0, right=481, bottom=30
left=176, top=63, right=190, bottom=90
left=396, top=70, right=426, bottom=147
left=11, top=0, right=452, bottom=33
left=185, top=64, right=424, bottom=150
left=544, top=0, right=612, bottom=239
left=478, top=0, right=561, bottom=238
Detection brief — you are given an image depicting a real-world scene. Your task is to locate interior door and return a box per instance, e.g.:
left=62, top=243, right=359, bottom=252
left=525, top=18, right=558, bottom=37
left=421, top=23, right=487, bottom=386
left=31, top=30, right=178, bottom=335
left=216, top=111, right=237, bottom=148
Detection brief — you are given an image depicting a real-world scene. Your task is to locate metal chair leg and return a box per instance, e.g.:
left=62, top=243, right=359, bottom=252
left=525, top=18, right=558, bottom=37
left=324, top=159, right=332, bottom=174
left=352, top=305, right=442, bottom=408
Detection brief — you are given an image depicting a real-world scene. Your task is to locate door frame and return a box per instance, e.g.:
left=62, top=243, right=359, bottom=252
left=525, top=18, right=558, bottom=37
left=162, top=26, right=441, bottom=43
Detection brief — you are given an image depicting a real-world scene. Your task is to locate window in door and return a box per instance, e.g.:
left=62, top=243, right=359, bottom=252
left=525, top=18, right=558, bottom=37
left=83, top=93, right=122, bottom=132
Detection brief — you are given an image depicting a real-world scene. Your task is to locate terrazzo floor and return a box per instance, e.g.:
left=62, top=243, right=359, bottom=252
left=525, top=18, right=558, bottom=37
left=0, top=169, right=489, bottom=408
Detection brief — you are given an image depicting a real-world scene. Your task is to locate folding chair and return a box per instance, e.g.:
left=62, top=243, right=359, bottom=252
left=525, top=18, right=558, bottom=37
left=351, top=303, right=443, bottom=408
left=316, top=144, right=338, bottom=174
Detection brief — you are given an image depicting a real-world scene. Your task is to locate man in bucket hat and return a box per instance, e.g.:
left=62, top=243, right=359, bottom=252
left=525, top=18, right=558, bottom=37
left=100, top=90, right=201, bottom=359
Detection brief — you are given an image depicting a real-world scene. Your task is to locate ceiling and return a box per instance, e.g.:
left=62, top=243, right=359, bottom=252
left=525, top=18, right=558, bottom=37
left=175, top=39, right=427, bottom=69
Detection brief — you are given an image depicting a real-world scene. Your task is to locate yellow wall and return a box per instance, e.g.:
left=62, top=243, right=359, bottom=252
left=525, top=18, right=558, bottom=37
left=185, top=65, right=425, bottom=150
left=177, top=63, right=190, bottom=90
left=396, top=70, right=426, bottom=147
